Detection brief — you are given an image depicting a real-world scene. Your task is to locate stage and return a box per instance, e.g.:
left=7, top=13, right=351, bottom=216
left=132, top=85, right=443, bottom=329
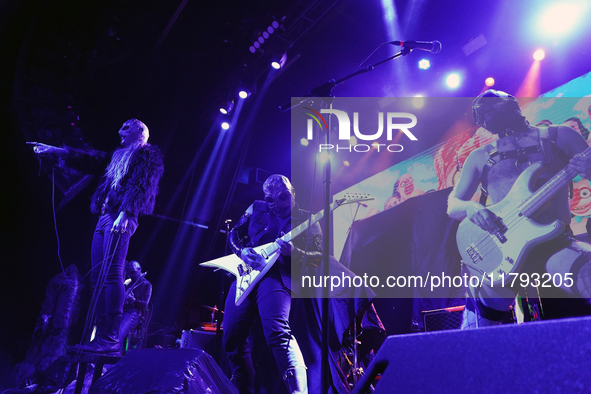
left=2, top=0, right=591, bottom=392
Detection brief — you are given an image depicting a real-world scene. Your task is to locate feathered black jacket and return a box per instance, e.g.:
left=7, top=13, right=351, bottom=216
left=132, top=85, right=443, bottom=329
left=63, top=144, right=164, bottom=217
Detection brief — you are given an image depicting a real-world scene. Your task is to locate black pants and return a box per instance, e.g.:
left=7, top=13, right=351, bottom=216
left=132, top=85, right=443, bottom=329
left=90, top=212, right=138, bottom=316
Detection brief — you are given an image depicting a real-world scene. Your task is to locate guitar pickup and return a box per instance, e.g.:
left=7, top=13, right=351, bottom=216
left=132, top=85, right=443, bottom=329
left=493, top=216, right=508, bottom=243
left=466, top=244, right=483, bottom=263
left=495, top=232, right=507, bottom=243
left=238, top=264, right=251, bottom=276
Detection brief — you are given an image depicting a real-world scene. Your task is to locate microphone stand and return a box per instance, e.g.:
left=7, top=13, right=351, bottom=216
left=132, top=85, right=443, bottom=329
left=214, top=219, right=232, bottom=362
left=278, top=47, right=411, bottom=112
left=281, top=48, right=412, bottom=393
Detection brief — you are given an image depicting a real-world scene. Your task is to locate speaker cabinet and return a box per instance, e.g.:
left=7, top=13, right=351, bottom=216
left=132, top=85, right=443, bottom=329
left=352, top=316, right=591, bottom=394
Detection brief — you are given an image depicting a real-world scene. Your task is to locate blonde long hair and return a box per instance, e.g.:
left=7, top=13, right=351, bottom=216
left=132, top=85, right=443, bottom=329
left=105, top=145, right=141, bottom=189
left=104, top=119, right=149, bottom=189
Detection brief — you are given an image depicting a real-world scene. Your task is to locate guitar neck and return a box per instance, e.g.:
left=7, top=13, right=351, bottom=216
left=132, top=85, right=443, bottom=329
left=520, top=147, right=591, bottom=216
left=283, top=207, right=327, bottom=243
left=256, top=204, right=334, bottom=258
left=242, top=195, right=369, bottom=260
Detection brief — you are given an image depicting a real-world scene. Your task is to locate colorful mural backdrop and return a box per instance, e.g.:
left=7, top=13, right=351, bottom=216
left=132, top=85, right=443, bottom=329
left=333, top=73, right=591, bottom=259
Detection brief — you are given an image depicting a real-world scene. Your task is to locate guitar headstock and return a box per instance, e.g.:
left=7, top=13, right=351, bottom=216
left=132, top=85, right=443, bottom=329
left=335, top=193, right=374, bottom=207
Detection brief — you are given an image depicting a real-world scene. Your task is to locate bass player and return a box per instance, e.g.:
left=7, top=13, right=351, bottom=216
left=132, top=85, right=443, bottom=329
left=447, top=90, right=591, bottom=328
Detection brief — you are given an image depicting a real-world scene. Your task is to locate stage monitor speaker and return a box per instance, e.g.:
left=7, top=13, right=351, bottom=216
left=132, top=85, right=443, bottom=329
left=90, top=348, right=237, bottom=394
left=180, top=329, right=217, bottom=354
left=352, top=316, right=591, bottom=394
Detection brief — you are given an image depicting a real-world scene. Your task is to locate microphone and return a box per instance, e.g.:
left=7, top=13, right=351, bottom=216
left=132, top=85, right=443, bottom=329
left=390, top=40, right=442, bottom=54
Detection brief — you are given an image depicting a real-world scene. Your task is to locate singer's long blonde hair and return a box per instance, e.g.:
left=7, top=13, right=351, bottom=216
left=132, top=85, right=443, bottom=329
left=104, top=119, right=149, bottom=189
left=105, top=145, right=140, bottom=189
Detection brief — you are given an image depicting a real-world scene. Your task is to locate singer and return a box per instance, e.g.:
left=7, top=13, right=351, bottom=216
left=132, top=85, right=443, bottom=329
left=29, top=119, right=164, bottom=355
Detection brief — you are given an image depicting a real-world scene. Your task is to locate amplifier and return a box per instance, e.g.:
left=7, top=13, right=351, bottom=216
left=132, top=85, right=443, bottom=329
left=421, top=305, right=464, bottom=332
left=180, top=329, right=218, bottom=354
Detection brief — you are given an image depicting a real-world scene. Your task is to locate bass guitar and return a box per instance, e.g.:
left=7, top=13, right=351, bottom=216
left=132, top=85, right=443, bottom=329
left=201, top=193, right=373, bottom=305
left=457, top=148, right=590, bottom=286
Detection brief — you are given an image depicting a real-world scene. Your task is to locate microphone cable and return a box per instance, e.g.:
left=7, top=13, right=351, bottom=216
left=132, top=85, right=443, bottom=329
left=51, top=166, right=73, bottom=286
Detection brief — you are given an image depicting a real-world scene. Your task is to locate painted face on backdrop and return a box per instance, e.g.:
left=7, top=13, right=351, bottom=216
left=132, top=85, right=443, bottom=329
left=397, top=173, right=415, bottom=198
left=570, top=177, right=591, bottom=217
left=535, top=120, right=552, bottom=127
left=562, top=120, right=582, bottom=136
left=119, top=119, right=149, bottom=147
left=384, top=194, right=401, bottom=210
left=263, top=175, right=295, bottom=218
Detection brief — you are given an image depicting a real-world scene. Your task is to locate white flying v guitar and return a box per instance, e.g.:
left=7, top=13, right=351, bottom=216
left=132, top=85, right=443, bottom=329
left=457, top=146, right=591, bottom=286
left=200, top=193, right=373, bottom=305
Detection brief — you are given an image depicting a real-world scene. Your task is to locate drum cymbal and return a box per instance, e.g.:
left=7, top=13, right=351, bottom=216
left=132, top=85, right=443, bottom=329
left=201, top=305, right=223, bottom=313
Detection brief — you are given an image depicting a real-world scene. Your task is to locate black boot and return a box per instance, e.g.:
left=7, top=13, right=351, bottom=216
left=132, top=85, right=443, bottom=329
left=71, top=314, right=122, bottom=356
left=67, top=315, right=106, bottom=355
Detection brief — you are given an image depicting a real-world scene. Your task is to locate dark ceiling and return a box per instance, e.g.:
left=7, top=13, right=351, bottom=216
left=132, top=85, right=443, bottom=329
left=1, top=0, right=590, bottom=371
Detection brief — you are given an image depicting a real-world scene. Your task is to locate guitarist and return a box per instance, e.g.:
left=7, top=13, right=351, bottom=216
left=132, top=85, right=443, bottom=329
left=119, top=260, right=152, bottom=351
left=447, top=90, right=591, bottom=328
left=222, top=174, right=321, bottom=394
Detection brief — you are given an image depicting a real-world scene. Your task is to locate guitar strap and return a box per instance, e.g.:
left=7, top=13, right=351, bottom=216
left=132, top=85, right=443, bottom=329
left=539, top=126, right=555, bottom=167
left=479, top=125, right=570, bottom=205
left=479, top=144, right=497, bottom=205
left=541, top=125, right=573, bottom=198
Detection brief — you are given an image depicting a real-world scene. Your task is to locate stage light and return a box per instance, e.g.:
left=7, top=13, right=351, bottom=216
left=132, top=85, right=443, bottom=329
left=236, top=74, right=256, bottom=100
left=446, top=73, right=460, bottom=89
left=540, top=4, right=581, bottom=34
left=221, top=122, right=230, bottom=130
left=533, top=49, right=545, bottom=61
left=372, top=142, right=380, bottom=149
left=412, top=95, right=425, bottom=109
left=418, top=59, right=430, bottom=70
left=300, top=138, right=309, bottom=146
left=319, top=151, right=331, bottom=164
left=349, top=136, right=358, bottom=146
left=219, top=97, right=235, bottom=115
left=343, top=160, right=350, bottom=167
left=246, top=18, right=283, bottom=54
left=237, top=83, right=253, bottom=99
left=271, top=51, right=287, bottom=69
left=485, top=77, right=495, bottom=87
